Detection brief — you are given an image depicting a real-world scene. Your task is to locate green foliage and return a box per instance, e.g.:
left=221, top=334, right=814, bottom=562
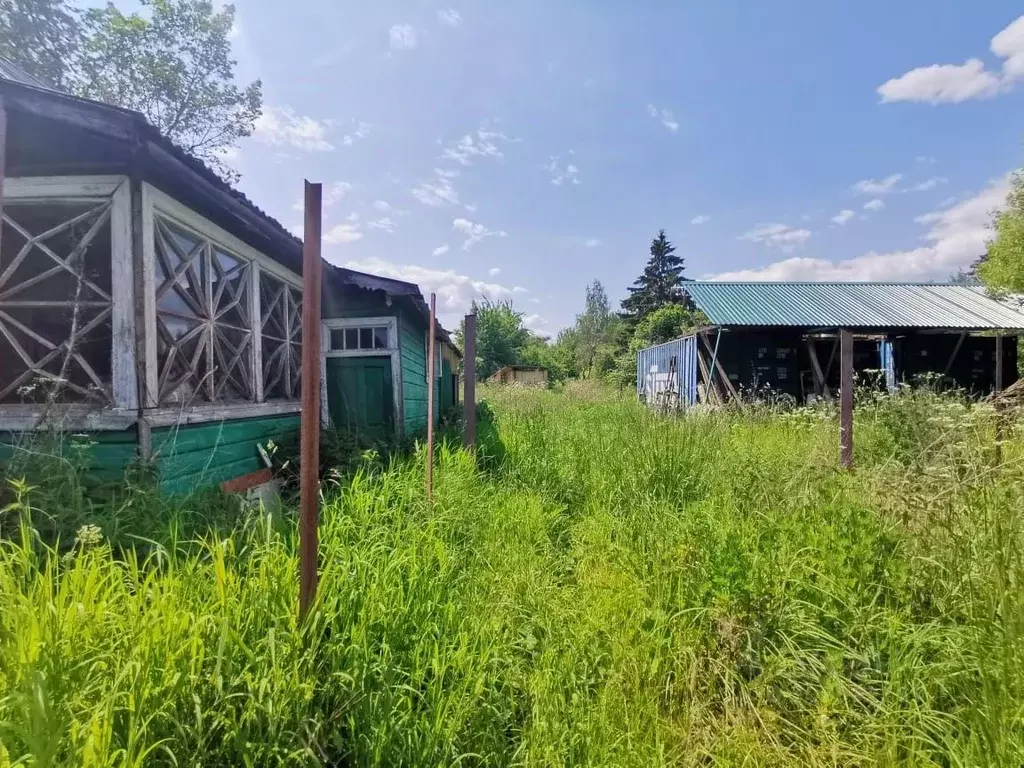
left=979, top=168, right=1024, bottom=293
left=621, top=229, right=694, bottom=323
left=0, top=0, right=81, bottom=89
left=77, top=0, right=261, bottom=181
left=456, top=297, right=532, bottom=379
left=2, top=387, right=1024, bottom=764
left=1, top=0, right=260, bottom=182
left=608, top=304, right=708, bottom=386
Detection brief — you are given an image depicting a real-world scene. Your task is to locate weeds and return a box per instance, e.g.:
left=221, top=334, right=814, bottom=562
left=1, top=386, right=1023, bottom=765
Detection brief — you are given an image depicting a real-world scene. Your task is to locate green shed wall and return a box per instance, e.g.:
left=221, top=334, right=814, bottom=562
left=152, top=414, right=299, bottom=495
left=440, top=358, right=454, bottom=411
left=0, top=428, right=138, bottom=483
left=400, top=310, right=430, bottom=435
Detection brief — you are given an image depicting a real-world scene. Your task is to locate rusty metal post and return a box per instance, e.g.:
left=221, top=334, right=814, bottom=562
left=463, top=313, right=476, bottom=450
left=840, top=328, right=854, bottom=469
left=299, top=181, right=322, bottom=619
left=426, top=293, right=437, bottom=503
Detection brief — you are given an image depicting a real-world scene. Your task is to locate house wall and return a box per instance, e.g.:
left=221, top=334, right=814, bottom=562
left=399, top=310, right=431, bottom=436
left=0, top=429, right=139, bottom=484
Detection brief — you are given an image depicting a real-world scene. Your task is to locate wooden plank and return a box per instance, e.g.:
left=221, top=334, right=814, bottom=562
left=699, top=332, right=740, bottom=405
left=840, top=328, right=854, bottom=469
left=133, top=175, right=157, bottom=458
left=463, top=313, right=476, bottom=450
left=299, top=181, right=322, bottom=620
left=995, top=335, right=1004, bottom=394
left=0, top=95, right=6, bottom=254
left=251, top=263, right=264, bottom=403
left=805, top=338, right=830, bottom=398
left=220, top=468, right=273, bottom=494
left=0, top=405, right=136, bottom=431
left=823, top=338, right=839, bottom=380
left=110, top=180, right=138, bottom=411
left=943, top=332, right=967, bottom=376
left=426, top=293, right=437, bottom=503
left=4, top=175, right=125, bottom=199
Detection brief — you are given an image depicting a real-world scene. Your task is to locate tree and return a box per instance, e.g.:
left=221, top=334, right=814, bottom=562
left=0, top=0, right=82, bottom=89
left=574, top=280, right=613, bottom=376
left=610, top=304, right=707, bottom=387
left=76, top=0, right=261, bottom=181
left=621, top=229, right=693, bottom=323
left=979, top=169, right=1024, bottom=294
left=456, top=298, right=531, bottom=379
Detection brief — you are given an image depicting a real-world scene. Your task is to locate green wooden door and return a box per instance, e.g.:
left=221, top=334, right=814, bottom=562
left=326, top=357, right=394, bottom=439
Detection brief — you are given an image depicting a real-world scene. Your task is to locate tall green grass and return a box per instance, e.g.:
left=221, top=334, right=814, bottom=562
left=1, top=384, right=1023, bottom=765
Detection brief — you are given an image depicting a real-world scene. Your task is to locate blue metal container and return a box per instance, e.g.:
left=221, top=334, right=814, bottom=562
left=636, top=334, right=698, bottom=408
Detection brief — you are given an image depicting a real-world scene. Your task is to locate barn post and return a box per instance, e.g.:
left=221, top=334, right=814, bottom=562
left=840, top=328, right=854, bottom=469
left=299, top=181, right=322, bottom=620
left=995, top=334, right=1004, bottom=394
left=463, top=313, right=477, bottom=451
left=426, top=293, right=437, bottom=503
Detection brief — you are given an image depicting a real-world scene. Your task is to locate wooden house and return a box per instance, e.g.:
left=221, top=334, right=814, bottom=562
left=488, top=366, right=548, bottom=386
left=0, top=66, right=458, bottom=496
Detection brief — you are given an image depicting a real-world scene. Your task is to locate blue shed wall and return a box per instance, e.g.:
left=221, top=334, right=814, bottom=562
left=636, top=335, right=698, bottom=407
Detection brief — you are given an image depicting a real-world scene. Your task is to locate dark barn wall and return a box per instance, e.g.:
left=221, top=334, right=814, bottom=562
left=713, top=330, right=805, bottom=400
left=899, top=333, right=1018, bottom=394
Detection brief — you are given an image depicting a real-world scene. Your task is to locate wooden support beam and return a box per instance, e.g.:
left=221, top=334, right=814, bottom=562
left=805, top=338, right=830, bottom=398
left=0, top=96, right=7, bottom=242
left=995, top=335, right=1004, bottom=394
left=823, top=337, right=839, bottom=381
left=426, top=293, right=437, bottom=503
left=699, top=332, right=741, bottom=406
left=299, top=181, right=322, bottom=620
left=943, top=332, right=967, bottom=377
left=130, top=173, right=155, bottom=459
left=463, top=313, right=477, bottom=450
left=840, top=328, right=854, bottom=469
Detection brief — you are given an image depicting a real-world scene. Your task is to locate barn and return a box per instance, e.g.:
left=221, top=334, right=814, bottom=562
left=0, top=65, right=458, bottom=496
left=638, top=282, right=1024, bottom=408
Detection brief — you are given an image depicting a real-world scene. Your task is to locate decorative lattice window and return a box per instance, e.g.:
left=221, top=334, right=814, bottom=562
left=260, top=271, right=302, bottom=400
left=0, top=200, right=114, bottom=404
left=154, top=215, right=255, bottom=405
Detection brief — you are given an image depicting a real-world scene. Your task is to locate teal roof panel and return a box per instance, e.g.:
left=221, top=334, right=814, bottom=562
left=685, top=282, right=1024, bottom=330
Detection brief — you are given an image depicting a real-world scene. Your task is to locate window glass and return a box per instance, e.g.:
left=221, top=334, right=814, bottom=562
left=359, top=328, right=373, bottom=349
left=344, top=328, right=358, bottom=350
left=373, top=327, right=389, bottom=349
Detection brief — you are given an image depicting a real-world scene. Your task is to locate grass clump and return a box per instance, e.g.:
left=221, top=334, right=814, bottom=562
left=1, top=385, right=1023, bottom=765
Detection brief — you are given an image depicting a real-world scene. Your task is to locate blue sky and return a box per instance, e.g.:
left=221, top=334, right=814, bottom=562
left=222, top=2, right=1024, bottom=333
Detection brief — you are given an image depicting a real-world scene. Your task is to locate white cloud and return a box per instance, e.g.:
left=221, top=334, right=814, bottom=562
left=441, top=128, right=510, bottom=166
left=488, top=267, right=501, bottom=276
left=583, top=238, right=602, bottom=248
left=646, top=104, right=679, bottom=133
left=939, top=196, right=957, bottom=207
left=739, top=223, right=812, bottom=253
left=690, top=215, right=710, bottom=225
left=345, top=211, right=360, bottom=222
left=528, top=297, right=541, bottom=304
left=432, top=244, right=450, bottom=256
left=254, top=105, right=334, bottom=151
left=708, top=175, right=1010, bottom=282
left=373, top=200, right=391, bottom=211
left=367, top=217, right=397, bottom=233
left=339, top=257, right=523, bottom=325
left=909, top=176, right=948, bottom=192
left=452, top=218, right=507, bottom=249
left=831, top=209, right=856, bottom=225
left=916, top=155, right=937, bottom=164
left=544, top=157, right=580, bottom=186
left=852, top=174, right=903, bottom=195
left=523, top=314, right=547, bottom=331
left=877, top=15, right=1024, bottom=103
left=323, top=223, right=363, bottom=245
left=863, top=199, right=885, bottom=212
left=291, top=181, right=352, bottom=211
left=437, top=8, right=461, bottom=27
left=389, top=24, right=418, bottom=50
left=342, top=122, right=372, bottom=147
left=412, top=168, right=462, bottom=207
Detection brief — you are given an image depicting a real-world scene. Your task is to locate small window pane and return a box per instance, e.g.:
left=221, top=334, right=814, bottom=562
left=359, top=328, right=373, bottom=349
left=373, top=327, right=389, bottom=349
left=344, top=328, right=358, bottom=349
left=331, top=329, right=346, bottom=350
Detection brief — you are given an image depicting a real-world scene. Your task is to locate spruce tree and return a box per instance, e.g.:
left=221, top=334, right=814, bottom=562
left=621, top=230, right=692, bottom=323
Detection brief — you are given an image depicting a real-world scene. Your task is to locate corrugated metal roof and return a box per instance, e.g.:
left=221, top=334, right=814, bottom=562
left=685, top=282, right=1024, bottom=330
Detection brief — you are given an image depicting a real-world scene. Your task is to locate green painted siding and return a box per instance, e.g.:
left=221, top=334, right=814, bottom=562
left=440, top=358, right=454, bottom=411
left=0, top=429, right=138, bottom=482
left=152, top=414, right=299, bottom=495
left=400, top=309, right=430, bottom=435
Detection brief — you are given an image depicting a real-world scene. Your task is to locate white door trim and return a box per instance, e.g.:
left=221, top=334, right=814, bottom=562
left=320, top=316, right=401, bottom=432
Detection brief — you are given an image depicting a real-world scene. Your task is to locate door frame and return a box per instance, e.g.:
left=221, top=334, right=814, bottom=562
left=320, top=316, right=403, bottom=435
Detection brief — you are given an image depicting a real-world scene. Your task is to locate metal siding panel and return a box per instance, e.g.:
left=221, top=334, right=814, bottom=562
left=685, top=282, right=1024, bottom=329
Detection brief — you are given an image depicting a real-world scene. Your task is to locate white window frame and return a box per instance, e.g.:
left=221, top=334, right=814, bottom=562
left=320, top=315, right=402, bottom=432
left=0, top=175, right=137, bottom=430
left=141, top=183, right=304, bottom=424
